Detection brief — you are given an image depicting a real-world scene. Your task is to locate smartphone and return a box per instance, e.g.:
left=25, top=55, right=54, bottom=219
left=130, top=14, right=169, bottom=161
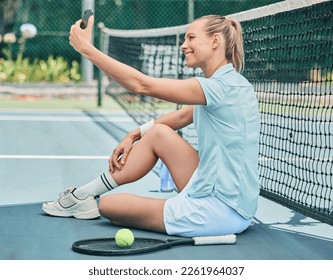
left=80, top=9, right=94, bottom=29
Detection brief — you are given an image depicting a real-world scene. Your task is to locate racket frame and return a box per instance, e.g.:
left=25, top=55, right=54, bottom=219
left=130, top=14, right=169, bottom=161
left=72, top=235, right=236, bottom=256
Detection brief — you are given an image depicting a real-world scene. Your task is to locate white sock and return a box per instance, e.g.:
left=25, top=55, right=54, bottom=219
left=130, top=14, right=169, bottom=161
left=74, top=172, right=119, bottom=199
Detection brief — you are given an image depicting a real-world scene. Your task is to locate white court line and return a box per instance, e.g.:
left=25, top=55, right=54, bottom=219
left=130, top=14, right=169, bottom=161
left=0, top=155, right=109, bottom=159
left=0, top=108, right=126, bottom=113
left=0, top=116, right=133, bottom=122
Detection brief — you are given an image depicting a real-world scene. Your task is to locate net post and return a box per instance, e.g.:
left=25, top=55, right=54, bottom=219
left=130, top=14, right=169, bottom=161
left=187, top=0, right=195, bottom=23
left=97, top=22, right=105, bottom=107
left=97, top=67, right=103, bottom=107
left=175, top=31, right=180, bottom=80
left=175, top=31, right=183, bottom=137
left=81, top=0, right=95, bottom=84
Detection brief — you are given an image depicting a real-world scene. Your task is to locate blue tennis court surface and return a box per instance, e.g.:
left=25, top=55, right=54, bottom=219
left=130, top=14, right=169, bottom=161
left=0, top=108, right=332, bottom=260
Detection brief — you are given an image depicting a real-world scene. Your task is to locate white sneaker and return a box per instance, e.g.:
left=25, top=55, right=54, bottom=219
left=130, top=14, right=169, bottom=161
left=42, top=188, right=100, bottom=219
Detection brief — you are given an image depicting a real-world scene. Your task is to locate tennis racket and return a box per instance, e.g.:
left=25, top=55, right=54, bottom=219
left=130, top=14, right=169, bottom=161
left=72, top=234, right=236, bottom=256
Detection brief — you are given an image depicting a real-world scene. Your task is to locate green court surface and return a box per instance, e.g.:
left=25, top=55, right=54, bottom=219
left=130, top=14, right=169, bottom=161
left=0, top=100, right=332, bottom=260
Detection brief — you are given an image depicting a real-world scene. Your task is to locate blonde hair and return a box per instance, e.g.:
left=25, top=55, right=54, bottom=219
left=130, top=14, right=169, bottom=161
left=197, top=15, right=244, bottom=72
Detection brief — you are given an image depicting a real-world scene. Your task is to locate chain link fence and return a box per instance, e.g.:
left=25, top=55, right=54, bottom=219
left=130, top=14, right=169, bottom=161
left=1, top=0, right=281, bottom=78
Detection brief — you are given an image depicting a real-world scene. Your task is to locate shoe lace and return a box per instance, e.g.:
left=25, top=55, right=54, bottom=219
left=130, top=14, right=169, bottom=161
left=59, top=188, right=74, bottom=198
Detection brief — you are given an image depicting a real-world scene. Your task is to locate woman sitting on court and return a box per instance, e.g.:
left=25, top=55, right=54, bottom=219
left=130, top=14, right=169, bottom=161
left=43, top=14, right=260, bottom=237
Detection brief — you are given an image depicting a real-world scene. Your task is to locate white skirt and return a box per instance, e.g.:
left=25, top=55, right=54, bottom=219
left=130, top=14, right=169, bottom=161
left=163, top=169, right=252, bottom=237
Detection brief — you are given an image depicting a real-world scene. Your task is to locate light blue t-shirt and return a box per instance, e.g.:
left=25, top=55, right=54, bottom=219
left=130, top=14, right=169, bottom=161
left=188, top=63, right=260, bottom=219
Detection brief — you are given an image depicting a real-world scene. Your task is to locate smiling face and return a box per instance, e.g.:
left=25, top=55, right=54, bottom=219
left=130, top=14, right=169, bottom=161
left=180, top=18, right=228, bottom=77
left=181, top=19, right=214, bottom=70
left=181, top=15, right=244, bottom=75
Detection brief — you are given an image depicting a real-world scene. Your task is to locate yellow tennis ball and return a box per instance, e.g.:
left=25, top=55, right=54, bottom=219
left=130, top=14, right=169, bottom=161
left=115, top=228, right=134, bottom=248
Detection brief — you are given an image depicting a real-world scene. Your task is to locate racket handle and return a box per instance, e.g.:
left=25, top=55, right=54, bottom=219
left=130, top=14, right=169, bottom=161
left=193, top=234, right=236, bottom=245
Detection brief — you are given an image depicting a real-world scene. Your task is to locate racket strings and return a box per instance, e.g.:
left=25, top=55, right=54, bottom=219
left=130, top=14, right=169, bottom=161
left=76, top=238, right=167, bottom=252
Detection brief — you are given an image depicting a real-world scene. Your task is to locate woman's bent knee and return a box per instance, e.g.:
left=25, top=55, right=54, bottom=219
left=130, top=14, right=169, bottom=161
left=98, top=194, right=118, bottom=218
left=98, top=196, right=108, bottom=217
left=146, top=123, right=174, bottom=139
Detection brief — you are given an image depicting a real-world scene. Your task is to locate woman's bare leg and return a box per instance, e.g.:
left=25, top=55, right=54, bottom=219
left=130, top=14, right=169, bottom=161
left=99, top=194, right=167, bottom=232
left=98, top=124, right=199, bottom=231
left=110, top=123, right=199, bottom=191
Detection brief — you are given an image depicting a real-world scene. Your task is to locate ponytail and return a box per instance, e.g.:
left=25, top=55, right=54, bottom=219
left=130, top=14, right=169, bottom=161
left=198, top=15, right=244, bottom=72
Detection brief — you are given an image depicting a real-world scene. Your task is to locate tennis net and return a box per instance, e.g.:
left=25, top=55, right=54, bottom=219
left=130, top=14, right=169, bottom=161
left=98, top=0, right=333, bottom=225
